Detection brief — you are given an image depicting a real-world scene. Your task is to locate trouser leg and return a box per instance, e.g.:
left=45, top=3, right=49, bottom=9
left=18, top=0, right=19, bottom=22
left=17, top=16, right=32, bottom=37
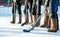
left=11, top=4, right=16, bottom=24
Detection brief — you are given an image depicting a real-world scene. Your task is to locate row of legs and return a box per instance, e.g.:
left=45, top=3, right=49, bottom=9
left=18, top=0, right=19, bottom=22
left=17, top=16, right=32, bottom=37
left=11, top=0, right=59, bottom=32
left=11, top=7, right=59, bottom=32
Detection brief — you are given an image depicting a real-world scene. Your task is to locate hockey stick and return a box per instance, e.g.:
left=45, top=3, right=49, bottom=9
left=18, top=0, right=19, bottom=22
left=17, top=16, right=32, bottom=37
left=23, top=0, right=47, bottom=32
left=23, top=0, right=50, bottom=32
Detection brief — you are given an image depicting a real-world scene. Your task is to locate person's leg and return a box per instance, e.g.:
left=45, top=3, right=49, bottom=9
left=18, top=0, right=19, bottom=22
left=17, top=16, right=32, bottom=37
left=47, top=0, right=59, bottom=32
left=40, top=0, right=50, bottom=28
left=48, top=17, right=58, bottom=32
left=40, top=7, right=50, bottom=28
left=48, top=13, right=59, bottom=32
left=29, top=2, right=37, bottom=26
left=28, top=0, right=38, bottom=26
left=11, top=3, right=16, bottom=24
left=29, top=0, right=33, bottom=23
left=56, top=14, right=59, bottom=30
left=17, top=3, right=22, bottom=24
left=21, top=0, right=29, bottom=26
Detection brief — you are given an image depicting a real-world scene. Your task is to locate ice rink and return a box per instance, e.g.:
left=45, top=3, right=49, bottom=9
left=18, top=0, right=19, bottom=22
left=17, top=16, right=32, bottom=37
left=0, top=6, right=60, bottom=37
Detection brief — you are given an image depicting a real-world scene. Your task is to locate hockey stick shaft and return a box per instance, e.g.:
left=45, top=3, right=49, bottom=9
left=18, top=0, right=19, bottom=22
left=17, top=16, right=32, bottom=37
left=30, top=7, right=45, bottom=30
left=30, top=0, right=51, bottom=30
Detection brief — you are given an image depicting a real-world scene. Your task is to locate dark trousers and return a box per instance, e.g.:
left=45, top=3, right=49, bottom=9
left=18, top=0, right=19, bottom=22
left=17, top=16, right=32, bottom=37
left=12, top=3, right=22, bottom=14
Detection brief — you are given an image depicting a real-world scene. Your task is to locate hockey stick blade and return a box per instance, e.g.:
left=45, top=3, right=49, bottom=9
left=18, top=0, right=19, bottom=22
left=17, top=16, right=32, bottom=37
left=23, top=26, right=33, bottom=32
left=23, top=29, right=31, bottom=32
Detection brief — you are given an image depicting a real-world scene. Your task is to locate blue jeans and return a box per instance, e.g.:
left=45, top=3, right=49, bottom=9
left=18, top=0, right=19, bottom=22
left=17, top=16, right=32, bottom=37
left=50, top=0, right=59, bottom=18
